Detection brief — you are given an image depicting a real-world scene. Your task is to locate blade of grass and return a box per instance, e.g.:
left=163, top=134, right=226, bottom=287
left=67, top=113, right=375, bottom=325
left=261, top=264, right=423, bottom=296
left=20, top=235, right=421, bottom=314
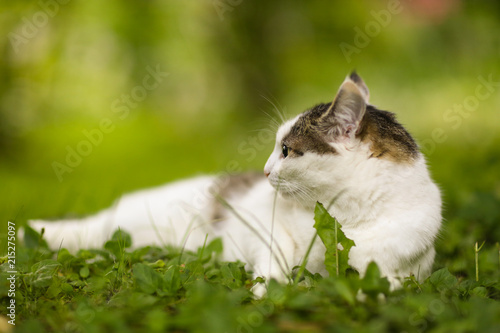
left=475, top=241, right=485, bottom=282
left=293, top=232, right=318, bottom=285
left=145, top=202, right=167, bottom=248
left=213, top=193, right=290, bottom=282
left=268, top=178, right=280, bottom=279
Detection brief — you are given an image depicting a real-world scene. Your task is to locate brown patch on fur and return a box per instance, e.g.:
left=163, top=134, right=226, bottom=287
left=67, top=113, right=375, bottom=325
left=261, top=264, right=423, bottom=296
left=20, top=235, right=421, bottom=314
left=283, top=103, right=419, bottom=163
left=283, top=103, right=337, bottom=156
left=210, top=172, right=264, bottom=222
left=357, top=105, right=419, bottom=163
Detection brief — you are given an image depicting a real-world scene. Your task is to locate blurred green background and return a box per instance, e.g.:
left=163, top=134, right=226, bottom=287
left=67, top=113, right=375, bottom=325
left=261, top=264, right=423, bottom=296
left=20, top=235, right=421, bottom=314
left=1, top=0, right=499, bottom=270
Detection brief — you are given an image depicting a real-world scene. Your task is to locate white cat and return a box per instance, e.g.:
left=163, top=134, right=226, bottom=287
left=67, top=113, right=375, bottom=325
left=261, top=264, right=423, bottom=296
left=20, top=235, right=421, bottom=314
left=29, top=73, right=442, bottom=289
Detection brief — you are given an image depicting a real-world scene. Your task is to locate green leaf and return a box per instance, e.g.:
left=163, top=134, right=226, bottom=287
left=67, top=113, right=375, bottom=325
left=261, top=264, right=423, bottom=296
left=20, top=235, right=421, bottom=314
left=57, top=248, right=75, bottom=264
left=205, top=238, right=223, bottom=255
left=133, top=263, right=163, bottom=294
left=79, top=266, right=90, bottom=278
left=46, top=283, right=62, bottom=298
left=76, top=249, right=96, bottom=260
left=181, top=261, right=205, bottom=286
left=110, top=229, right=132, bottom=248
left=360, top=262, right=390, bottom=296
left=429, top=268, right=458, bottom=292
left=30, top=259, right=62, bottom=288
left=163, top=265, right=181, bottom=295
left=471, top=286, right=488, bottom=298
left=220, top=262, right=245, bottom=289
left=23, top=225, right=48, bottom=249
left=148, top=260, right=166, bottom=269
left=313, top=202, right=355, bottom=277
left=333, top=279, right=356, bottom=305
left=83, top=277, right=107, bottom=293
left=105, top=229, right=133, bottom=258
left=130, top=246, right=152, bottom=261
left=61, top=283, right=74, bottom=295
left=205, top=268, right=220, bottom=280
left=266, top=279, right=286, bottom=305
left=197, top=237, right=224, bottom=263
left=88, top=249, right=112, bottom=261
left=288, top=292, right=322, bottom=310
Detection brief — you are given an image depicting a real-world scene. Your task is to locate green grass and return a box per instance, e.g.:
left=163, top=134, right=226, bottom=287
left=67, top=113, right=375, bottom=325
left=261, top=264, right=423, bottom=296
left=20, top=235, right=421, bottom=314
left=1, top=202, right=499, bottom=333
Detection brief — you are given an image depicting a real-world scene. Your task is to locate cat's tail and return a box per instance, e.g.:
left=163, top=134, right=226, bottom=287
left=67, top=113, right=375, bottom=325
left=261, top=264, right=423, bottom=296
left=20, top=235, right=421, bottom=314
left=28, top=209, right=116, bottom=252
left=26, top=176, right=218, bottom=252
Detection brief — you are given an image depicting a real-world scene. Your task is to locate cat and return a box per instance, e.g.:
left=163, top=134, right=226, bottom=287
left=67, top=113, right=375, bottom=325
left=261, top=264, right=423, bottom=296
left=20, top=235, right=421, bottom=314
left=29, top=73, right=442, bottom=290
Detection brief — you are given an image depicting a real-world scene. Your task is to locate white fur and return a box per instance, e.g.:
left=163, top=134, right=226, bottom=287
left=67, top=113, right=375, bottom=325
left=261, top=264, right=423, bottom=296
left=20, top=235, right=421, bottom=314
left=263, top=117, right=441, bottom=287
left=30, top=177, right=217, bottom=252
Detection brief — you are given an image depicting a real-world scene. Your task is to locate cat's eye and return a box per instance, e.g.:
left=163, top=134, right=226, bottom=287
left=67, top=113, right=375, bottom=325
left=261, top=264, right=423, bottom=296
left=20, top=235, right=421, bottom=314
left=282, top=144, right=289, bottom=158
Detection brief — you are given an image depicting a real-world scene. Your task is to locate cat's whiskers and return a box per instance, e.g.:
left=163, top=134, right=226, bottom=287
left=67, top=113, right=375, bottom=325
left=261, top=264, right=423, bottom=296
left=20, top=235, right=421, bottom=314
left=293, top=185, right=316, bottom=203
left=259, top=110, right=281, bottom=132
left=260, top=94, right=287, bottom=125
left=275, top=178, right=316, bottom=205
left=254, top=110, right=281, bottom=133
left=290, top=183, right=316, bottom=205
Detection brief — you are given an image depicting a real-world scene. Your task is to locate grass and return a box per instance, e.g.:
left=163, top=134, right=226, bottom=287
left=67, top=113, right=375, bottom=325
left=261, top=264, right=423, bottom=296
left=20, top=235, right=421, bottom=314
left=1, top=203, right=499, bottom=333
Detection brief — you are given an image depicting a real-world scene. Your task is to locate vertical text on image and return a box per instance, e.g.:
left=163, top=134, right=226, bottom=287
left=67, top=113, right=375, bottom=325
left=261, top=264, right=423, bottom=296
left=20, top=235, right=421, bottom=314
left=6, top=221, right=17, bottom=326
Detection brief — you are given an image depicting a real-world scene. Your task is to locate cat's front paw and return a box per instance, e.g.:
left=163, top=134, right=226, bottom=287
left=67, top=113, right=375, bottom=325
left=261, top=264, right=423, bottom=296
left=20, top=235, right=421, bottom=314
left=251, top=282, right=267, bottom=299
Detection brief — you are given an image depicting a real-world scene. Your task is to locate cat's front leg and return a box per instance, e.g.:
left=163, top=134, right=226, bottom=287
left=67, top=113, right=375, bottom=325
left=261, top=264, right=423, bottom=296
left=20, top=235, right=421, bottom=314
left=247, top=241, right=295, bottom=297
left=348, top=241, right=435, bottom=289
left=250, top=257, right=291, bottom=298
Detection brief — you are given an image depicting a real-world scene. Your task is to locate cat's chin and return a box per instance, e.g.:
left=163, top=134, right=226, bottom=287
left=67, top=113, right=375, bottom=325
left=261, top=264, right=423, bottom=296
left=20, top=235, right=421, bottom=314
left=277, top=190, right=294, bottom=199
left=276, top=190, right=316, bottom=208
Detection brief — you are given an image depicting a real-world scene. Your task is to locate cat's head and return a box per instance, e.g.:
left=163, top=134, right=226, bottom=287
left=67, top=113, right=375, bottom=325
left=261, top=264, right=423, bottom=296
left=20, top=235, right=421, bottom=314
left=264, top=73, right=419, bottom=206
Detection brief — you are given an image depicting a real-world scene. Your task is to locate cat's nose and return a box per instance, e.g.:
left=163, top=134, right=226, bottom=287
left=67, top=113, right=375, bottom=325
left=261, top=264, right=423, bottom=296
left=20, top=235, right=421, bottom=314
left=265, top=171, right=270, bottom=178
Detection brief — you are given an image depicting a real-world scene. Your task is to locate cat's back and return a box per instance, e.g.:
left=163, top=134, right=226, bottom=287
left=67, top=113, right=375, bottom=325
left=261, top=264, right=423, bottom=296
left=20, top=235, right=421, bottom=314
left=209, top=172, right=268, bottom=219
left=120, top=172, right=273, bottom=236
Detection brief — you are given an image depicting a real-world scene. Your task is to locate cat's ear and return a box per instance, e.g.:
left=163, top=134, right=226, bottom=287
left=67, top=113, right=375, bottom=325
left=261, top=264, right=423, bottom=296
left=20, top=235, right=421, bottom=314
left=349, top=71, right=369, bottom=103
left=319, top=74, right=368, bottom=141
